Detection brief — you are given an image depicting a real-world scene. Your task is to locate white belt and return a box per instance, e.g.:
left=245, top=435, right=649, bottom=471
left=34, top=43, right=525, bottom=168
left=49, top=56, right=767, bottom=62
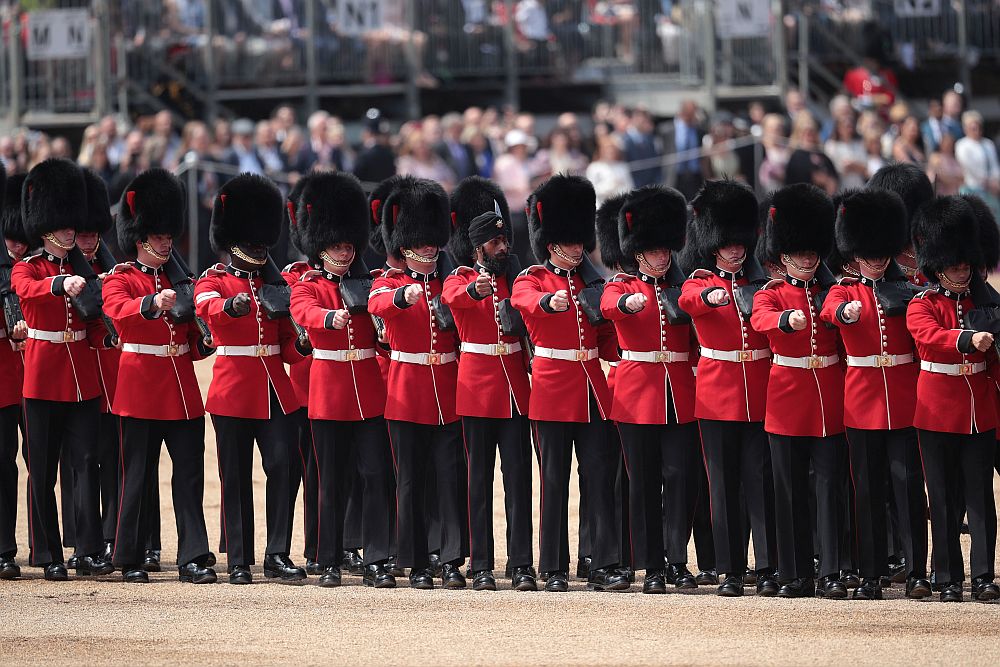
left=699, top=346, right=771, bottom=363
left=533, top=346, right=599, bottom=362
left=847, top=353, right=914, bottom=368
left=920, top=360, right=986, bottom=376
left=28, top=328, right=86, bottom=343
left=460, top=341, right=522, bottom=356
left=773, top=353, right=840, bottom=369
left=313, top=347, right=377, bottom=362
left=390, top=350, right=457, bottom=365
left=216, top=344, right=280, bottom=357
left=121, top=342, right=191, bottom=357
left=621, top=349, right=689, bottom=363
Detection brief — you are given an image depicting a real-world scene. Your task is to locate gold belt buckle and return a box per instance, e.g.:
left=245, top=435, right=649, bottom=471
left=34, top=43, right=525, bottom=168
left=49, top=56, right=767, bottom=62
left=959, top=362, right=973, bottom=375
left=495, top=343, right=508, bottom=356
left=807, top=355, right=823, bottom=369
left=63, top=330, right=75, bottom=342
left=575, top=349, right=589, bottom=362
left=655, top=351, right=669, bottom=363
left=738, top=350, right=754, bottom=362
left=346, top=349, right=359, bottom=361
left=427, top=353, right=441, bottom=365
left=166, top=343, right=179, bottom=357
left=876, top=354, right=893, bottom=367
left=255, top=345, right=268, bottom=357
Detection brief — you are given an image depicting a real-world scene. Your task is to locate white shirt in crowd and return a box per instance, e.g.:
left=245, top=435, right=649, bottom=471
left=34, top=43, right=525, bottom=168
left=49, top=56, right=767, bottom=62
left=955, top=136, right=1000, bottom=190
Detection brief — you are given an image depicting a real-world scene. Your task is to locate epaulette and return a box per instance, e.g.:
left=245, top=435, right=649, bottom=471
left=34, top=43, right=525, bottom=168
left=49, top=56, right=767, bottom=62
left=452, top=265, right=477, bottom=277
left=383, top=267, right=403, bottom=277
left=300, top=269, right=322, bottom=281
left=611, top=272, right=635, bottom=283
left=22, top=253, right=43, bottom=263
left=837, top=277, right=860, bottom=285
left=109, top=262, right=134, bottom=275
left=369, top=268, right=384, bottom=279
left=519, top=265, right=545, bottom=277
left=688, top=268, right=713, bottom=279
left=762, top=279, right=784, bottom=290
left=200, top=263, right=227, bottom=279
left=914, top=288, right=938, bottom=299
left=282, top=260, right=309, bottom=274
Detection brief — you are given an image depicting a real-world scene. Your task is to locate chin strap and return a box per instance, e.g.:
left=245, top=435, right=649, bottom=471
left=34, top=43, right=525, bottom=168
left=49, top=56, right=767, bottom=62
left=141, top=241, right=170, bottom=262
left=42, top=233, right=74, bottom=250
left=320, top=250, right=353, bottom=267
left=552, top=244, right=582, bottom=266
left=401, top=248, right=439, bottom=264
left=230, top=246, right=267, bottom=265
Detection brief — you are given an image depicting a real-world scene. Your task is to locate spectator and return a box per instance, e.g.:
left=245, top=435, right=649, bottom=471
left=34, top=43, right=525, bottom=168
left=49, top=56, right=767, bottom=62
left=50, top=136, right=72, bottom=160
left=211, top=118, right=238, bottom=166
left=435, top=112, right=477, bottom=181
left=926, top=132, right=964, bottom=196
left=87, top=142, right=115, bottom=186
left=891, top=115, right=925, bottom=166
left=353, top=109, right=397, bottom=184
left=956, top=110, right=1000, bottom=215
left=325, top=118, right=354, bottom=172
left=533, top=127, right=588, bottom=179
left=784, top=113, right=838, bottom=195
left=556, top=111, right=593, bottom=159
left=397, top=130, right=456, bottom=191
left=254, top=120, right=285, bottom=175
left=99, top=115, right=127, bottom=168
left=153, top=110, right=181, bottom=168
left=271, top=104, right=297, bottom=144
left=862, top=128, right=887, bottom=179
left=493, top=129, right=536, bottom=214
left=669, top=99, right=704, bottom=198
left=77, top=125, right=103, bottom=166
left=825, top=114, right=867, bottom=190
left=586, top=135, right=634, bottom=205
left=921, top=98, right=947, bottom=155
left=230, top=118, right=265, bottom=174
left=758, top=113, right=789, bottom=191
left=281, top=127, right=311, bottom=176
left=941, top=90, right=964, bottom=140
left=463, top=126, right=496, bottom=178
left=842, top=23, right=897, bottom=114
left=782, top=88, right=808, bottom=128
left=623, top=108, right=663, bottom=187
left=820, top=95, right=853, bottom=144
left=703, top=112, right=741, bottom=181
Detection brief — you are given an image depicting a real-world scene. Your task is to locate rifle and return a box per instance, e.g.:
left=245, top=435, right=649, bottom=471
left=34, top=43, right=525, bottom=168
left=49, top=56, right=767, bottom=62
left=657, top=261, right=691, bottom=325
left=731, top=255, right=769, bottom=320
left=575, top=254, right=608, bottom=325
left=164, top=249, right=214, bottom=351
left=430, top=252, right=457, bottom=332
left=259, top=255, right=310, bottom=349
left=0, top=254, right=24, bottom=339
left=67, top=244, right=119, bottom=346
left=339, top=257, right=374, bottom=315
left=497, top=254, right=527, bottom=337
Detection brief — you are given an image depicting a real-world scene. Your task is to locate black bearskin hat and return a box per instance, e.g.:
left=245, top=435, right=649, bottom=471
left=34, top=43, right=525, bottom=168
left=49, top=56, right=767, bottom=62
left=961, top=194, right=1000, bottom=272
left=296, top=171, right=370, bottom=263
left=912, top=196, right=983, bottom=278
left=79, top=168, right=113, bottom=236
left=379, top=178, right=450, bottom=259
left=22, top=158, right=87, bottom=244
left=1, top=173, right=28, bottom=246
left=689, top=179, right=758, bottom=258
left=448, top=176, right=512, bottom=266
left=595, top=192, right=629, bottom=270
left=767, top=183, right=835, bottom=258
left=605, top=185, right=687, bottom=273
left=836, top=189, right=907, bottom=260
left=527, top=174, right=596, bottom=263
left=368, top=175, right=416, bottom=256
left=116, top=168, right=186, bottom=257
left=867, top=162, right=933, bottom=236
left=285, top=173, right=314, bottom=254
left=209, top=173, right=283, bottom=253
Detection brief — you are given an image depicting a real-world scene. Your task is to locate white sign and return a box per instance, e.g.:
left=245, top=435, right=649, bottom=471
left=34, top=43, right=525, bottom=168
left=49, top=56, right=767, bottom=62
left=893, top=0, right=940, bottom=17
left=716, top=0, right=772, bottom=39
left=338, top=0, right=383, bottom=36
left=26, top=9, right=91, bottom=61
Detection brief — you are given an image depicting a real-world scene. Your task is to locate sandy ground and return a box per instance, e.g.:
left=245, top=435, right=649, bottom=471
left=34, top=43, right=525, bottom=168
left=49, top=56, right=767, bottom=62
left=2, top=359, right=1000, bottom=666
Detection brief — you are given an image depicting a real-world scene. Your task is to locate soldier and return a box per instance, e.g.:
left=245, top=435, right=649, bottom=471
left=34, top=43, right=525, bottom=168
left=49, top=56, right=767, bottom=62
left=867, top=163, right=934, bottom=287
left=11, top=158, right=113, bottom=580
left=596, top=185, right=701, bottom=594
left=103, top=168, right=215, bottom=584
left=368, top=178, right=468, bottom=590
left=442, top=176, right=535, bottom=592
left=510, top=175, right=627, bottom=593
left=820, top=190, right=930, bottom=600
left=750, top=184, right=846, bottom=599
left=907, top=196, right=999, bottom=603
left=194, top=173, right=308, bottom=585
left=0, top=166, right=27, bottom=580
left=678, top=180, right=778, bottom=597
left=289, top=172, right=396, bottom=588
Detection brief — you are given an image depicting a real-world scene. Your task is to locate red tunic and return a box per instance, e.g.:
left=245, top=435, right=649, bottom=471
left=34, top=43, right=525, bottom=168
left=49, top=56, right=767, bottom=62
left=283, top=261, right=313, bottom=407
left=510, top=263, right=613, bottom=423
left=442, top=266, right=531, bottom=419
left=678, top=268, right=770, bottom=422
left=368, top=267, right=459, bottom=425
left=290, top=269, right=386, bottom=421
left=601, top=273, right=695, bottom=425
left=751, top=277, right=845, bottom=438
left=194, top=264, right=305, bottom=419
left=906, top=288, right=997, bottom=434
left=11, top=253, right=103, bottom=402
left=820, top=277, right=918, bottom=430
left=102, top=263, right=207, bottom=421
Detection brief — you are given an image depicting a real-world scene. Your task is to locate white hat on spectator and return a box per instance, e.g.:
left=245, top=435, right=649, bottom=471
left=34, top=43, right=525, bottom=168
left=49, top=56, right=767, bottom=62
left=505, top=129, right=536, bottom=151
left=232, top=118, right=255, bottom=136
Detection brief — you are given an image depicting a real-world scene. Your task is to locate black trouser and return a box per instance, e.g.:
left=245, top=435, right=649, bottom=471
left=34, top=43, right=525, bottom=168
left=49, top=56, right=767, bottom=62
left=59, top=411, right=120, bottom=547
left=291, top=408, right=318, bottom=561
left=462, top=413, right=533, bottom=572
left=211, top=393, right=297, bottom=567
left=22, top=398, right=101, bottom=565
left=0, top=404, right=21, bottom=556
left=846, top=427, right=928, bottom=580
left=618, top=421, right=700, bottom=570
left=112, top=416, right=210, bottom=568
left=342, top=443, right=364, bottom=551
left=388, top=419, right=466, bottom=569
left=311, top=416, right=394, bottom=567
left=145, top=456, right=162, bottom=552
left=918, top=428, right=997, bottom=583
left=700, top=420, right=777, bottom=576
left=614, top=435, right=630, bottom=570
left=769, top=433, right=846, bottom=581
left=534, top=396, right=619, bottom=573
left=59, top=445, right=75, bottom=547
left=690, top=461, right=716, bottom=571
